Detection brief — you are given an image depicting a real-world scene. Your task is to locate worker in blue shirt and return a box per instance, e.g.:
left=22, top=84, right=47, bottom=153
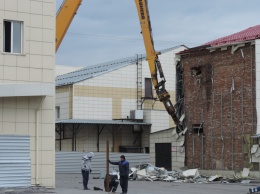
left=109, top=155, right=129, bottom=194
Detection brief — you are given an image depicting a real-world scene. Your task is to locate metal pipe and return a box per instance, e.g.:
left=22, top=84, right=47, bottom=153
left=192, top=134, right=194, bottom=168
left=210, top=90, right=214, bottom=169
left=221, top=92, right=224, bottom=170
left=201, top=135, right=204, bottom=169
left=241, top=79, right=245, bottom=168
left=210, top=65, right=214, bottom=169
left=250, top=45, right=254, bottom=134
left=231, top=78, right=234, bottom=170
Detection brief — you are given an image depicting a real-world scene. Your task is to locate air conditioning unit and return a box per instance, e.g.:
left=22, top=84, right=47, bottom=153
left=130, top=110, right=143, bottom=120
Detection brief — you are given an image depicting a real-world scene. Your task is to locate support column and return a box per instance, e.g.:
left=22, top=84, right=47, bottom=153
left=59, top=124, right=62, bottom=151
left=97, top=125, right=100, bottom=152
left=97, top=125, right=105, bottom=152
left=112, top=127, right=115, bottom=152
left=72, top=124, right=75, bottom=151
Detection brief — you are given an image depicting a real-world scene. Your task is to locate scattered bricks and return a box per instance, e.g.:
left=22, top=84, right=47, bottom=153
left=181, top=43, right=256, bottom=171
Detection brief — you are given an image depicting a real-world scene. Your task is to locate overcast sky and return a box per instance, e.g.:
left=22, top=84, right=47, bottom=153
left=56, top=0, right=260, bottom=67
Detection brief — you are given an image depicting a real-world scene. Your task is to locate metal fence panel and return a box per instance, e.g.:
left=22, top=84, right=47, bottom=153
left=56, top=152, right=150, bottom=174
left=0, top=135, right=31, bottom=188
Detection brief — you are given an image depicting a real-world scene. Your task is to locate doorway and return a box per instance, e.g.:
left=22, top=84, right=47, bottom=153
left=155, top=143, right=172, bottom=171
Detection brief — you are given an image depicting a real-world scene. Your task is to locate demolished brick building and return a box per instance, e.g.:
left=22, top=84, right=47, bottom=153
left=177, top=25, right=260, bottom=171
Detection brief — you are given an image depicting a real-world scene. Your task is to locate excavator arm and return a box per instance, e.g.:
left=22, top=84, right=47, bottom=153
left=56, top=0, right=83, bottom=52
left=134, top=0, right=181, bottom=131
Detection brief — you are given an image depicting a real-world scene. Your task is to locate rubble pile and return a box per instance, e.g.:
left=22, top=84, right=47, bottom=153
left=129, top=164, right=176, bottom=182
left=128, top=164, right=255, bottom=184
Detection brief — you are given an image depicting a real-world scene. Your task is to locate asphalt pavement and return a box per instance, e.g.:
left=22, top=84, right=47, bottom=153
left=0, top=174, right=255, bottom=194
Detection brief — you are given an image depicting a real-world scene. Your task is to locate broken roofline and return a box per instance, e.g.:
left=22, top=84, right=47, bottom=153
left=179, top=40, right=257, bottom=55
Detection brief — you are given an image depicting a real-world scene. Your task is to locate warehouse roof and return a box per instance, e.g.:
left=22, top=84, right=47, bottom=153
left=204, top=25, right=260, bottom=47
left=56, top=45, right=185, bottom=86
left=56, top=119, right=151, bottom=126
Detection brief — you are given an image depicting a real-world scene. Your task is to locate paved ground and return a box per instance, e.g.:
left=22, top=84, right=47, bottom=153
left=53, top=174, right=256, bottom=194
left=0, top=174, right=258, bottom=194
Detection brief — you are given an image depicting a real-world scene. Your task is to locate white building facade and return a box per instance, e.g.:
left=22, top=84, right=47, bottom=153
left=0, top=0, right=55, bottom=188
left=56, top=46, right=186, bottom=170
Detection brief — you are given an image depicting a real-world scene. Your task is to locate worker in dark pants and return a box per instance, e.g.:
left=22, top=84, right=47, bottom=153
left=81, top=152, right=94, bottom=190
left=109, top=155, right=129, bottom=194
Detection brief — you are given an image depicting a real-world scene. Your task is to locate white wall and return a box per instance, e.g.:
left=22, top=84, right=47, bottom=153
left=143, top=110, right=169, bottom=133
left=73, top=96, right=113, bottom=120
left=0, top=0, right=56, bottom=188
left=72, top=46, right=186, bottom=125
left=56, top=91, right=71, bottom=119
left=77, top=64, right=137, bottom=89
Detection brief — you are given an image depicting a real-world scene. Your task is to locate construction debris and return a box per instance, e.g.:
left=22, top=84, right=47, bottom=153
left=242, top=168, right=250, bottom=178
left=241, top=180, right=251, bottom=184
left=181, top=169, right=200, bottom=179
left=127, top=163, right=257, bottom=185
left=129, top=164, right=177, bottom=182
left=208, top=175, right=222, bottom=182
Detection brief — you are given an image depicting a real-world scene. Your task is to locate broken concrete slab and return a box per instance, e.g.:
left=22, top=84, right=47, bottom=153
left=241, top=180, right=251, bottom=184
left=182, top=169, right=200, bottom=179
left=163, top=176, right=175, bottom=182
left=136, top=169, right=147, bottom=180
left=172, top=129, right=181, bottom=140
left=196, top=177, right=208, bottom=183
left=180, top=140, right=185, bottom=146
left=208, top=175, right=221, bottom=182
left=251, top=145, right=259, bottom=154
left=241, top=168, right=250, bottom=178
left=251, top=154, right=260, bottom=163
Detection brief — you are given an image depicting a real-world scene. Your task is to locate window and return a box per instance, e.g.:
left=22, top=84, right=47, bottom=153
left=145, top=78, right=153, bottom=98
left=191, top=66, right=202, bottom=77
left=3, top=20, right=23, bottom=54
left=192, top=123, right=203, bottom=134
left=55, top=106, right=60, bottom=119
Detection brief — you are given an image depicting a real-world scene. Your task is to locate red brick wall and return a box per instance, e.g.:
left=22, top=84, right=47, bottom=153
left=180, top=43, right=256, bottom=170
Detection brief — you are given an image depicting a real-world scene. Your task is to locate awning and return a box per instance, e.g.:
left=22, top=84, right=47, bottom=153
left=56, top=119, right=151, bottom=126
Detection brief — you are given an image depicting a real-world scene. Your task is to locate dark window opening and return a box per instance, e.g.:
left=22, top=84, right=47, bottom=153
left=192, top=123, right=203, bottom=134
left=55, top=106, right=60, bottom=119
left=4, top=21, right=11, bottom=52
left=191, top=67, right=202, bottom=77
left=3, top=20, right=22, bottom=53
left=145, top=78, right=153, bottom=98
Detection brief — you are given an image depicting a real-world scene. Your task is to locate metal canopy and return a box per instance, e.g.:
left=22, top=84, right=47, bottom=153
left=55, top=119, right=151, bottom=152
left=56, top=119, right=151, bottom=126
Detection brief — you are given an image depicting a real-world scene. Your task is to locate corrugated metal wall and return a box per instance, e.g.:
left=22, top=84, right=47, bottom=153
left=0, top=135, right=31, bottom=188
left=56, top=152, right=150, bottom=174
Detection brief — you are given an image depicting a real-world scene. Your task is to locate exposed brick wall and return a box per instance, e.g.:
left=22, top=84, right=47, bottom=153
left=180, top=43, right=257, bottom=170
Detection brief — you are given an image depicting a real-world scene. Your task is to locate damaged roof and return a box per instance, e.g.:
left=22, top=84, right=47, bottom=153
left=56, top=45, right=185, bottom=86
left=204, top=25, right=260, bottom=47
